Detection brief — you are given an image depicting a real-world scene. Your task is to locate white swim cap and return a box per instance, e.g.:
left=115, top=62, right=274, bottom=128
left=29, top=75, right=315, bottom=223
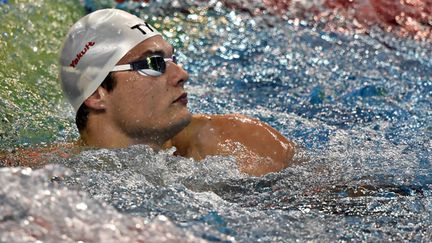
left=59, top=8, right=161, bottom=112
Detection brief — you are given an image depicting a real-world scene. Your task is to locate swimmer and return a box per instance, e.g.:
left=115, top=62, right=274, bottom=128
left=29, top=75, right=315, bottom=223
left=4, top=9, right=296, bottom=176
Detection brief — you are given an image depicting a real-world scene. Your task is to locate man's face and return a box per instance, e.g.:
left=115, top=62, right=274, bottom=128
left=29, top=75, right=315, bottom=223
left=105, top=35, right=192, bottom=142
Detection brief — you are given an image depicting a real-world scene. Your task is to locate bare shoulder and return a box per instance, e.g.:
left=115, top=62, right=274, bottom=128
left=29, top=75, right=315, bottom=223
left=190, top=113, right=272, bottom=131
left=192, top=113, right=259, bottom=122
left=173, top=113, right=296, bottom=176
left=193, top=113, right=293, bottom=150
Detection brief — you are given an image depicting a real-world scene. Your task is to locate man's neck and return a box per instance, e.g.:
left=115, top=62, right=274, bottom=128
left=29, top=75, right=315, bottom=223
left=82, top=116, right=166, bottom=150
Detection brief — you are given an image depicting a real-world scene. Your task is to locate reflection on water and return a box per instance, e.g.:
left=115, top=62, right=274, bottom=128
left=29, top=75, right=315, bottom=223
left=1, top=0, right=431, bottom=241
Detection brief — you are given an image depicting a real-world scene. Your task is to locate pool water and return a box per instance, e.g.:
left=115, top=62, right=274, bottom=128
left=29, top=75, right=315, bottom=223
left=1, top=0, right=431, bottom=241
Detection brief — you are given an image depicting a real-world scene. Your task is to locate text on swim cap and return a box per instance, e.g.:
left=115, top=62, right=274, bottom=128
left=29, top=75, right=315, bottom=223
left=69, top=41, right=95, bottom=68
left=131, top=22, right=155, bottom=35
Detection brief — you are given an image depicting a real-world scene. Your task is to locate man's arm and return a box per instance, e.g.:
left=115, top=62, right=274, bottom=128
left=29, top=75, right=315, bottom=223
left=171, top=114, right=295, bottom=176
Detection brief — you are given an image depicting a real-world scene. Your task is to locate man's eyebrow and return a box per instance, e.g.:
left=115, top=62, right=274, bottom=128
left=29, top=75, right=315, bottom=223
left=133, top=47, right=175, bottom=62
left=134, top=50, right=165, bottom=62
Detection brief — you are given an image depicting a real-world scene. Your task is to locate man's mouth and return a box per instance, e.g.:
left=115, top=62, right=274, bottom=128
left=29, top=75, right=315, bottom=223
left=173, top=93, right=188, bottom=105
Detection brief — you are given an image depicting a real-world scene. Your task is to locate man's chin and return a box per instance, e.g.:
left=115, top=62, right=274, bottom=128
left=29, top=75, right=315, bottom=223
left=178, top=112, right=193, bottom=130
left=169, top=111, right=192, bottom=137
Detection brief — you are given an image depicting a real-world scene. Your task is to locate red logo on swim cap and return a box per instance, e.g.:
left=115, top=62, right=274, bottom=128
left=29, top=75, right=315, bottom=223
left=69, top=41, right=95, bottom=68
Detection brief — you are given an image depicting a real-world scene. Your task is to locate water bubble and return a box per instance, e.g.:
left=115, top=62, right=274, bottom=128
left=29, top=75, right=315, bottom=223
left=75, top=202, right=88, bottom=211
left=21, top=167, right=32, bottom=175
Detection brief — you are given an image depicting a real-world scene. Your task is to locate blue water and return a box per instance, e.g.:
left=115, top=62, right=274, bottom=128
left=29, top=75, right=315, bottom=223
left=1, top=0, right=431, bottom=241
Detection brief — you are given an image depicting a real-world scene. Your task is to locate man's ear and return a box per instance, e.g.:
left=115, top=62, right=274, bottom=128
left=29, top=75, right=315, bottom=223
left=83, top=86, right=109, bottom=111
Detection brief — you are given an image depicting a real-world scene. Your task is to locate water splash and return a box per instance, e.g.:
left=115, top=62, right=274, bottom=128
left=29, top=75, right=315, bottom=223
left=0, top=165, right=203, bottom=242
left=1, top=0, right=431, bottom=241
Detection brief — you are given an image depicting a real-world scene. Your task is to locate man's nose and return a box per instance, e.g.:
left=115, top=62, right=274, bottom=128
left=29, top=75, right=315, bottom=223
left=166, top=61, right=189, bottom=87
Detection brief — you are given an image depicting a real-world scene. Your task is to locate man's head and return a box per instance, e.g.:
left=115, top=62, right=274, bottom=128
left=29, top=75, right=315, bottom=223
left=60, top=9, right=191, bottom=147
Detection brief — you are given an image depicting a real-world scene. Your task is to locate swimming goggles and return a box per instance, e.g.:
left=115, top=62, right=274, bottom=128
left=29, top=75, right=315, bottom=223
left=111, top=55, right=177, bottom=76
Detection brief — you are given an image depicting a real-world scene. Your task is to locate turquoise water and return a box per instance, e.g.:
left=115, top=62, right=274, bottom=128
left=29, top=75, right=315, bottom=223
left=1, top=0, right=431, bottom=241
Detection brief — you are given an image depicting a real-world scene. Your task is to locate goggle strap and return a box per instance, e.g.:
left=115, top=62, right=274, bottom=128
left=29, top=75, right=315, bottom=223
left=111, top=55, right=176, bottom=74
left=112, top=64, right=132, bottom=72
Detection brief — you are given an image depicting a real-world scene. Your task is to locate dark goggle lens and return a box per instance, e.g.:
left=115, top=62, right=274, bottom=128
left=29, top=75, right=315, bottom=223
left=147, top=56, right=166, bottom=73
left=130, top=55, right=176, bottom=74
left=131, top=56, right=165, bottom=73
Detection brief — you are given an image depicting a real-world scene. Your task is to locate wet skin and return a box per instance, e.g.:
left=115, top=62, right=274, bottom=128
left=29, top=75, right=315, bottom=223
left=170, top=114, right=295, bottom=176
left=1, top=36, right=295, bottom=176
left=82, top=35, right=192, bottom=149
